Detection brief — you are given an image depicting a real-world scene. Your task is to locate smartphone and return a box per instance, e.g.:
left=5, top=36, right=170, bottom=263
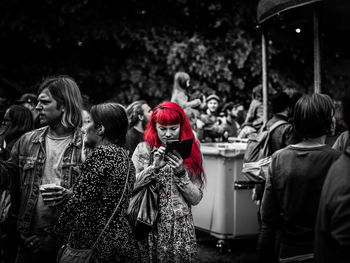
left=165, top=138, right=193, bottom=160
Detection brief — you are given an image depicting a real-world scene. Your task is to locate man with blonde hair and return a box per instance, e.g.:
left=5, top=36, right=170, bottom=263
left=0, top=76, right=84, bottom=262
left=125, top=100, right=152, bottom=156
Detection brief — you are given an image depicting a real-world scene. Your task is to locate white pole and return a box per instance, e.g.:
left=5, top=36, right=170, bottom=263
left=313, top=9, right=321, bottom=93
left=262, top=31, right=268, bottom=124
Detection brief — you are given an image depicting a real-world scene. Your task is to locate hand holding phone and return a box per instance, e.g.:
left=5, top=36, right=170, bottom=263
left=165, top=138, right=193, bottom=160
left=165, top=151, right=185, bottom=175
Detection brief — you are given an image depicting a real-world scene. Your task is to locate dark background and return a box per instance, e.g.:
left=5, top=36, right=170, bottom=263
left=0, top=0, right=349, bottom=108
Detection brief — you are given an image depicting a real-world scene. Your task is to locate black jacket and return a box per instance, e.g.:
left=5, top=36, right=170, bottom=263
left=314, top=147, right=350, bottom=263
left=259, top=145, right=340, bottom=262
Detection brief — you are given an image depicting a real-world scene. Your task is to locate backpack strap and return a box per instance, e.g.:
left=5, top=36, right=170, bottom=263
left=268, top=120, right=288, bottom=133
left=260, top=120, right=289, bottom=156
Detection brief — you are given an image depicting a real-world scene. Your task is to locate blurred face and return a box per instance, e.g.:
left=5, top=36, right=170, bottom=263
left=1, top=108, right=11, bottom=131
left=331, top=110, right=336, bottom=136
left=85, top=118, right=99, bottom=148
left=207, top=99, right=219, bottom=113
left=81, top=110, right=92, bottom=133
left=36, top=89, right=64, bottom=126
left=156, top=123, right=180, bottom=145
left=22, top=102, right=36, bottom=112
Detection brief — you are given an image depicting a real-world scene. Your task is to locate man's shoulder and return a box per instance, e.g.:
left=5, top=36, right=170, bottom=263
left=19, top=126, right=48, bottom=143
left=126, top=128, right=144, bottom=143
left=336, top=131, right=349, bottom=144
left=272, top=145, right=293, bottom=159
left=19, top=126, right=82, bottom=145
left=327, top=154, right=350, bottom=180
left=323, top=154, right=350, bottom=197
left=320, top=145, right=342, bottom=159
left=339, top=130, right=349, bottom=139
left=127, top=127, right=142, bottom=136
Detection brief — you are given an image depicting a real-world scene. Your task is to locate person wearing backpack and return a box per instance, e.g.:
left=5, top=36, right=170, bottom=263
left=266, top=92, right=294, bottom=154
left=253, top=93, right=295, bottom=201
left=258, top=94, right=341, bottom=263
left=243, top=92, right=294, bottom=200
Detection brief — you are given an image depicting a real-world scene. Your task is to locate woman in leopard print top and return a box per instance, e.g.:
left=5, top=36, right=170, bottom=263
left=56, top=103, right=140, bottom=262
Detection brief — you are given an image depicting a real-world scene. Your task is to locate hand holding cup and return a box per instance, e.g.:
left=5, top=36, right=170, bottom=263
left=40, top=184, right=68, bottom=206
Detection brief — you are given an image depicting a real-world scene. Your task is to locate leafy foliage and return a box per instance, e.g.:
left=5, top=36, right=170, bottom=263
left=0, top=0, right=343, bottom=109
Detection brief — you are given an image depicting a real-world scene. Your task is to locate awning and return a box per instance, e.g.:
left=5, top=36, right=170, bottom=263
left=257, top=0, right=323, bottom=24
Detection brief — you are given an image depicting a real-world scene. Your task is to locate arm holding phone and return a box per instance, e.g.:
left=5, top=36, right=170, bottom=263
left=165, top=151, right=203, bottom=206
left=132, top=142, right=165, bottom=188
left=132, top=140, right=203, bottom=205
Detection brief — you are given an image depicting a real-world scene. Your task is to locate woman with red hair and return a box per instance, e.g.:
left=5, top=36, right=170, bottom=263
left=132, top=101, right=204, bottom=262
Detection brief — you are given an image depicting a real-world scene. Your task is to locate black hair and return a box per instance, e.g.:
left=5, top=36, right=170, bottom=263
left=293, top=93, right=334, bottom=139
left=90, top=103, right=128, bottom=147
left=270, top=92, right=291, bottom=114
left=5, top=105, right=34, bottom=143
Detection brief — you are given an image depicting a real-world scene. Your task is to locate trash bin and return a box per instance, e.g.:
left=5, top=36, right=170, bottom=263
left=192, top=141, right=259, bottom=241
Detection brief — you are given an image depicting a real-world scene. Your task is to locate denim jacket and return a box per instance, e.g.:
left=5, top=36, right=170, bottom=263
left=0, top=126, right=83, bottom=236
left=132, top=142, right=203, bottom=219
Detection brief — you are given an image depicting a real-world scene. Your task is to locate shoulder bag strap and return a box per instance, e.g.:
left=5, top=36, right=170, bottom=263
left=91, top=151, right=131, bottom=249
left=261, top=120, right=289, bottom=155
left=268, top=120, right=288, bottom=133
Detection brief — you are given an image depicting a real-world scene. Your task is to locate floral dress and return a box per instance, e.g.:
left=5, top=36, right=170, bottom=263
left=132, top=142, right=203, bottom=263
left=56, top=144, right=140, bottom=263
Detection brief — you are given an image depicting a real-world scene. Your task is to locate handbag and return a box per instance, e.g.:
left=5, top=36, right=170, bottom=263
left=57, top=156, right=131, bottom=263
left=126, top=180, right=159, bottom=239
left=126, top=147, right=159, bottom=239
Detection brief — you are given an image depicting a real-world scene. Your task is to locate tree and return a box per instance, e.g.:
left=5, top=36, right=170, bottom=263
left=0, top=0, right=343, bottom=109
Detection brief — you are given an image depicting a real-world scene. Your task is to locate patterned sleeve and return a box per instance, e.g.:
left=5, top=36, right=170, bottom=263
left=56, top=147, right=108, bottom=240
left=74, top=148, right=108, bottom=202
left=174, top=170, right=203, bottom=206
left=132, top=142, right=157, bottom=188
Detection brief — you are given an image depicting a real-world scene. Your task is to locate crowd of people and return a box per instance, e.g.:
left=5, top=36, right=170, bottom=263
left=0, top=72, right=349, bottom=263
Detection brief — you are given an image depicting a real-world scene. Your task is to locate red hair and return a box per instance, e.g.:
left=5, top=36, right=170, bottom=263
left=144, top=101, right=205, bottom=184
